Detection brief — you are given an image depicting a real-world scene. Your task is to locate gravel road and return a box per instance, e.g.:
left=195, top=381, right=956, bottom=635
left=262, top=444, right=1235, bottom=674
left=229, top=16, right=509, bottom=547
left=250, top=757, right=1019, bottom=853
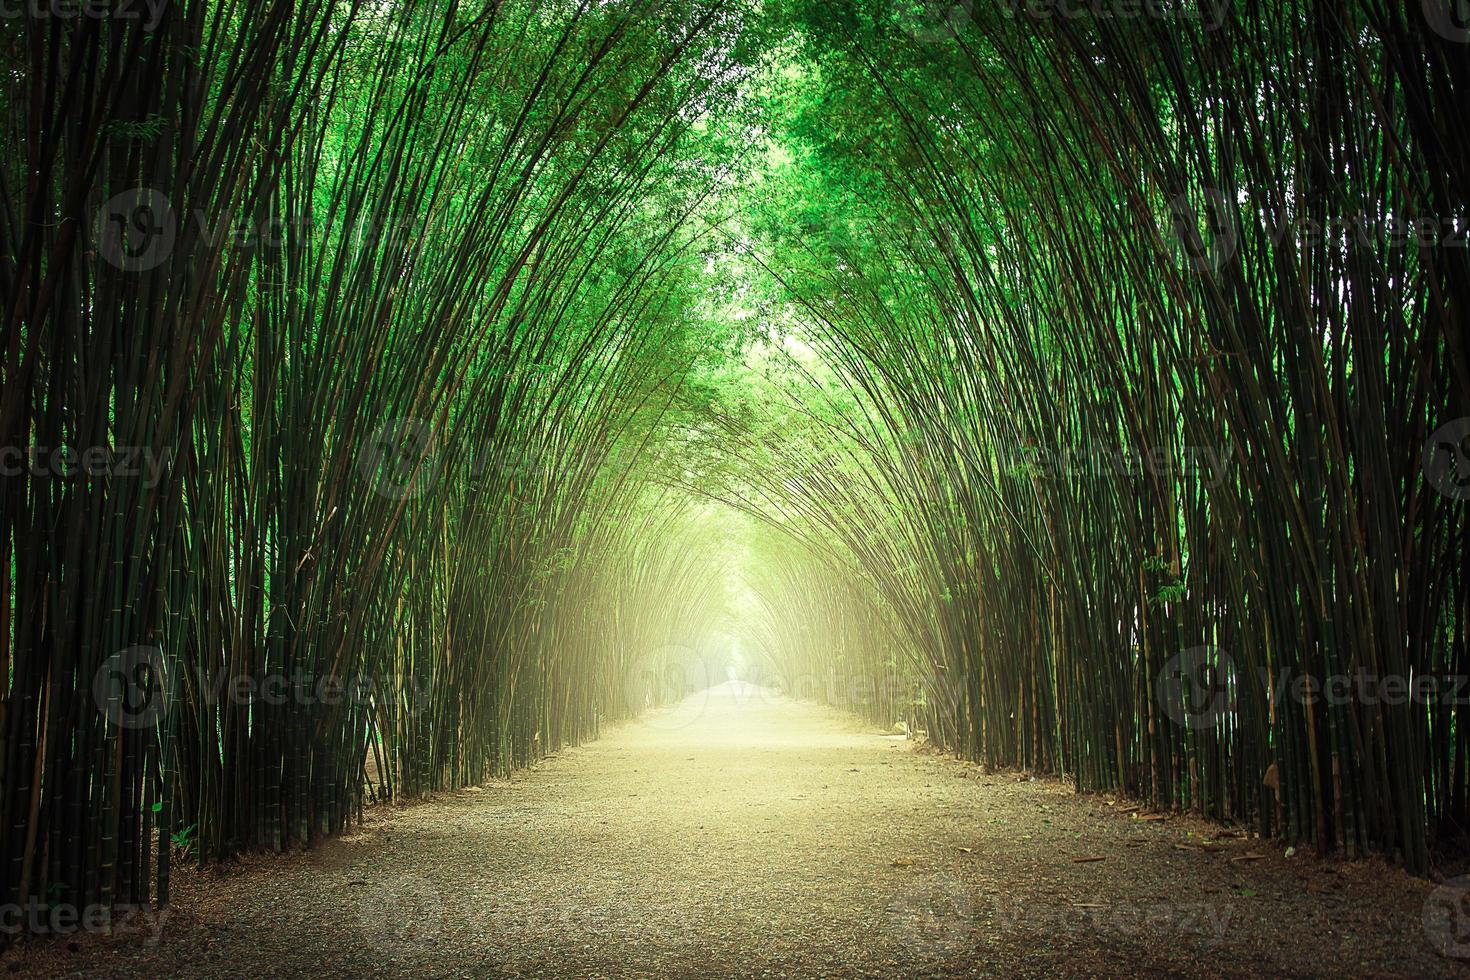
left=6, top=682, right=1466, bottom=978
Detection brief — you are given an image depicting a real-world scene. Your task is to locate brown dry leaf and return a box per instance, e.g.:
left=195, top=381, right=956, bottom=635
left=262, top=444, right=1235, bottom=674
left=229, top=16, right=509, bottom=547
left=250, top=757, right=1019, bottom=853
left=1262, top=762, right=1280, bottom=793
left=891, top=857, right=915, bottom=868
left=1231, top=853, right=1267, bottom=863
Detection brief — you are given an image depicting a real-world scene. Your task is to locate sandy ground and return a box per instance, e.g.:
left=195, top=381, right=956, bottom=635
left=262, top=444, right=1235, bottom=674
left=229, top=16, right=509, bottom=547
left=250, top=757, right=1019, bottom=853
left=5, top=682, right=1468, bottom=978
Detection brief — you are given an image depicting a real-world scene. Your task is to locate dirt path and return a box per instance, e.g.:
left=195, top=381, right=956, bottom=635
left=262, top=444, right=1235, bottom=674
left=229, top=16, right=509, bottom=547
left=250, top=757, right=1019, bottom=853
left=7, top=683, right=1466, bottom=978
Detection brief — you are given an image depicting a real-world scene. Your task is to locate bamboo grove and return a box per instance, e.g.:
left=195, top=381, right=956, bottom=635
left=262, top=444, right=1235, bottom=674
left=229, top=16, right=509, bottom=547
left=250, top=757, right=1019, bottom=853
left=1, top=0, right=1466, bottom=941
left=1, top=0, right=764, bottom=921
left=724, top=1, right=1467, bottom=873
